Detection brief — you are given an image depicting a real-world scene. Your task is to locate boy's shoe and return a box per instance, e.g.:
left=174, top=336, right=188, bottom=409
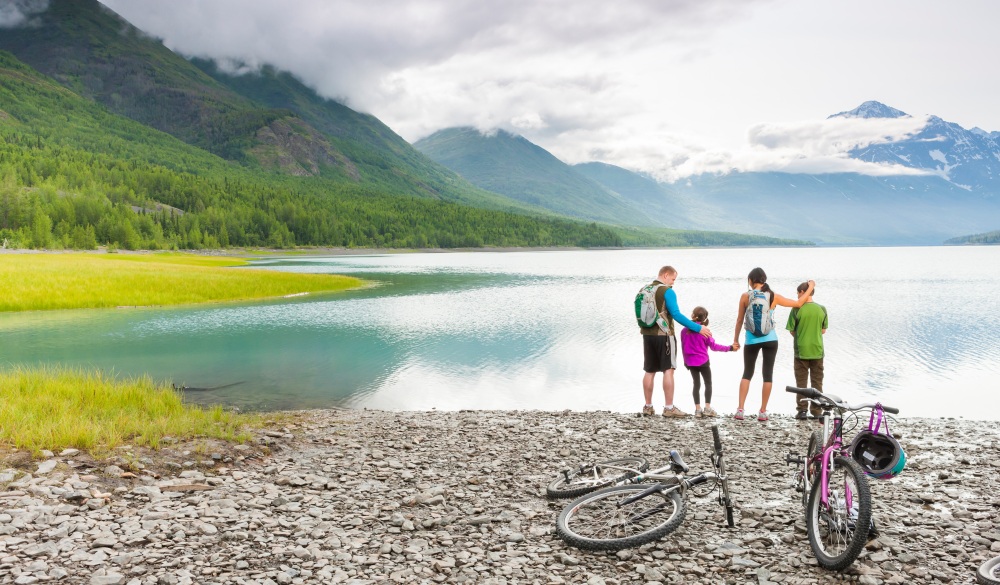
left=702, top=406, right=718, bottom=418
left=734, top=408, right=745, bottom=421
left=694, top=408, right=704, bottom=418
left=641, top=405, right=655, bottom=416
left=757, top=410, right=769, bottom=422
left=662, top=406, right=689, bottom=418
left=795, top=411, right=809, bottom=420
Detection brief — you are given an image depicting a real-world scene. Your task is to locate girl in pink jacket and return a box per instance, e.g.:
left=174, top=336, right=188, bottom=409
left=680, top=307, right=736, bottom=417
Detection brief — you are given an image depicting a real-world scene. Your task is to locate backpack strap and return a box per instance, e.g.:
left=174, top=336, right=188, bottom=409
left=654, top=284, right=673, bottom=334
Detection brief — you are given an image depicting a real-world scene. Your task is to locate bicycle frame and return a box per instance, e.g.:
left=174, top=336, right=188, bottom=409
left=816, top=412, right=849, bottom=509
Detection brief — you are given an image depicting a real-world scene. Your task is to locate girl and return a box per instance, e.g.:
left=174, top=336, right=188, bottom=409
left=680, top=306, right=736, bottom=418
left=732, top=268, right=814, bottom=422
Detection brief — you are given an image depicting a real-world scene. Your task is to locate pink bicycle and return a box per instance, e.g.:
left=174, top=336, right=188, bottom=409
left=785, top=386, right=904, bottom=571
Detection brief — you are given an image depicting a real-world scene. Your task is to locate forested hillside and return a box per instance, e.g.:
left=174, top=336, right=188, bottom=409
left=0, top=52, right=623, bottom=249
left=944, top=230, right=1000, bottom=245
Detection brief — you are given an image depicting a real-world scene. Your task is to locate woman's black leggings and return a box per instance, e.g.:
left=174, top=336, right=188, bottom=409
left=742, top=340, right=779, bottom=383
left=687, top=364, right=713, bottom=404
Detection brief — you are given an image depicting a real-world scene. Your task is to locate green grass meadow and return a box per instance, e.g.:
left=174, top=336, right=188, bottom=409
left=0, top=366, right=258, bottom=454
left=0, top=252, right=362, bottom=311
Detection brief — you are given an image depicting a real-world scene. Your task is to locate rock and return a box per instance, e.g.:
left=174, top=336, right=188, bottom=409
left=0, top=411, right=995, bottom=585
left=36, top=460, right=57, bottom=474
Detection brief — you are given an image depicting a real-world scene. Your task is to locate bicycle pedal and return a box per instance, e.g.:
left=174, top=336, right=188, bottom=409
left=785, top=453, right=803, bottom=466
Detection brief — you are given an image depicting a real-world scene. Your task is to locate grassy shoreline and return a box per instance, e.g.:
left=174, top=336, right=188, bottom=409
left=0, top=366, right=259, bottom=455
left=0, top=251, right=362, bottom=312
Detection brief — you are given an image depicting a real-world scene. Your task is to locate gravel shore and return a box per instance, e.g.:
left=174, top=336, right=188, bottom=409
left=2, top=409, right=999, bottom=585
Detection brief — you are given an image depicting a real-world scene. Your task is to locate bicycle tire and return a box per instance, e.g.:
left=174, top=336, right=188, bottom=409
left=556, top=484, right=685, bottom=551
left=546, top=457, right=649, bottom=499
left=806, top=456, right=871, bottom=571
left=980, top=555, right=1000, bottom=585
left=711, top=425, right=736, bottom=527
left=803, top=430, right=822, bottom=508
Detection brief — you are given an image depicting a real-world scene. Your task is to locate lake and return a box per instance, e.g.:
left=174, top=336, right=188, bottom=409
left=2, top=246, right=998, bottom=420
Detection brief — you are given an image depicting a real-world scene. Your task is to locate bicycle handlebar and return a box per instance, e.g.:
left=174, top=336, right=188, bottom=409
left=785, top=386, right=899, bottom=415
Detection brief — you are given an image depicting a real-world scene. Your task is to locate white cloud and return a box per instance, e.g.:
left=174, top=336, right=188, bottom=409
left=0, top=0, right=49, bottom=28
left=96, top=0, right=999, bottom=182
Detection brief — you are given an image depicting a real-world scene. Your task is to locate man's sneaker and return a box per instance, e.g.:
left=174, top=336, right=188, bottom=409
left=641, top=405, right=655, bottom=416
left=758, top=410, right=769, bottom=422
left=694, top=408, right=704, bottom=418
left=703, top=406, right=718, bottom=417
left=662, top=406, right=688, bottom=418
left=734, top=408, right=745, bottom=421
left=795, top=411, right=809, bottom=420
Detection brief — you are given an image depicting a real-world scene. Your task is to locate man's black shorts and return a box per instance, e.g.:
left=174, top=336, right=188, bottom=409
left=643, top=334, right=677, bottom=373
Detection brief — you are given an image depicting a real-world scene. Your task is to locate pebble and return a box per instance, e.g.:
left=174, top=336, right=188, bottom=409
left=0, top=410, right=998, bottom=584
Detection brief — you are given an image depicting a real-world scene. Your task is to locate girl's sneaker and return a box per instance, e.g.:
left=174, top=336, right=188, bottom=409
left=758, top=410, right=769, bottom=422
left=703, top=406, right=718, bottom=417
left=734, top=408, right=745, bottom=421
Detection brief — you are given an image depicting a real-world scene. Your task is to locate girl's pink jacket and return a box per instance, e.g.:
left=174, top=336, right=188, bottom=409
left=680, top=327, right=732, bottom=367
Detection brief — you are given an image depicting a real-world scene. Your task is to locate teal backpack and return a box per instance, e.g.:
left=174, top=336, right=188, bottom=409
left=743, top=289, right=775, bottom=336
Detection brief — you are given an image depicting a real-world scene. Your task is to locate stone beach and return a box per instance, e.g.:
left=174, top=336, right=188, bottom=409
left=2, top=409, right=999, bottom=585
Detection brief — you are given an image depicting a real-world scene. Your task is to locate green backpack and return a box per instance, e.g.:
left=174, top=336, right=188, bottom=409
left=634, top=282, right=671, bottom=332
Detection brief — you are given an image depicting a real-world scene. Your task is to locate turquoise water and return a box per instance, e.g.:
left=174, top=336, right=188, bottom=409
left=2, top=247, right=998, bottom=419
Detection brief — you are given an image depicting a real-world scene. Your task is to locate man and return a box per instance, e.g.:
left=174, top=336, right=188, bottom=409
left=786, top=281, right=829, bottom=419
left=640, top=266, right=712, bottom=417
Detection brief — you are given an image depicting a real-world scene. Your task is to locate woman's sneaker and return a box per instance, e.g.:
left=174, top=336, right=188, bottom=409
left=734, top=408, right=745, bottom=421
left=694, top=408, right=704, bottom=418
left=758, top=410, right=769, bottom=422
left=703, top=406, right=718, bottom=418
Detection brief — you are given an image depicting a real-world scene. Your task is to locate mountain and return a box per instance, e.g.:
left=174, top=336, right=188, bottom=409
left=414, top=127, right=654, bottom=226
left=0, top=0, right=536, bottom=209
left=572, top=162, right=692, bottom=228
left=0, top=0, right=642, bottom=250
left=576, top=102, right=1000, bottom=244
left=830, top=100, right=1000, bottom=194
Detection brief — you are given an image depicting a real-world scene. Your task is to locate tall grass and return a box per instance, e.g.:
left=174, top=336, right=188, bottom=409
left=0, top=252, right=361, bottom=311
left=0, top=366, right=256, bottom=454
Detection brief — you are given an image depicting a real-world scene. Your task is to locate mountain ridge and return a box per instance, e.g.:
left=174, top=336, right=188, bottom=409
left=420, top=100, right=1000, bottom=244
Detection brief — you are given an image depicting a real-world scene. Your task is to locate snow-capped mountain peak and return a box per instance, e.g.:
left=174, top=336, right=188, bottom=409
left=828, top=100, right=909, bottom=120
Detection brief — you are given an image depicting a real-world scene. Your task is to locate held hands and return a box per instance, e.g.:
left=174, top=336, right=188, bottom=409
left=731, top=343, right=739, bottom=351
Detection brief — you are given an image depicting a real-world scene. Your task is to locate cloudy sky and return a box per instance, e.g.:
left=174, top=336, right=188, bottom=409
left=77, top=1, right=1000, bottom=180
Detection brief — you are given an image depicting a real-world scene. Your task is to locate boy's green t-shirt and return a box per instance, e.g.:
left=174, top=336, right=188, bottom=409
left=786, top=302, right=828, bottom=359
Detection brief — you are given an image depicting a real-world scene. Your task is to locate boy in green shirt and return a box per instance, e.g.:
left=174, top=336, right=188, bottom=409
left=786, top=282, right=829, bottom=419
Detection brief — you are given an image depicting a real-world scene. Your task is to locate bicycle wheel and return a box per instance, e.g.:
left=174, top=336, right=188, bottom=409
left=546, top=457, right=648, bottom=499
left=711, top=425, right=735, bottom=527
left=803, top=431, right=823, bottom=508
left=556, top=484, right=685, bottom=551
left=805, top=456, right=871, bottom=571
left=980, top=555, right=1000, bottom=585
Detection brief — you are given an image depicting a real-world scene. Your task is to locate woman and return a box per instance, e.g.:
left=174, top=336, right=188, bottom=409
left=732, top=268, right=814, bottom=421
